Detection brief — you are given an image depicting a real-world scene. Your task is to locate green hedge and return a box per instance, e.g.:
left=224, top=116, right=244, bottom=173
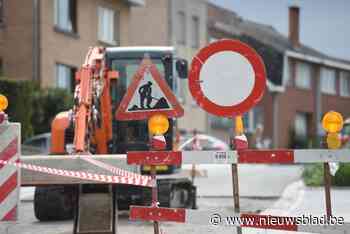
left=31, top=88, right=73, bottom=135
left=303, top=163, right=350, bottom=186
left=0, top=79, right=37, bottom=139
left=0, top=79, right=73, bottom=140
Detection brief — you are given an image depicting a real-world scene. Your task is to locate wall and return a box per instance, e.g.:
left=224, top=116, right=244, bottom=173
left=170, top=0, right=208, bottom=133
left=129, top=0, right=169, bottom=46
left=40, top=0, right=131, bottom=87
left=0, top=0, right=34, bottom=80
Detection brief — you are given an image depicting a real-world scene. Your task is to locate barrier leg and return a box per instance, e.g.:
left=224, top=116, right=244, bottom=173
left=232, top=116, right=246, bottom=234
left=74, top=184, right=117, bottom=234
left=0, top=123, right=20, bottom=223
left=150, top=166, right=160, bottom=234
left=323, top=162, right=332, bottom=218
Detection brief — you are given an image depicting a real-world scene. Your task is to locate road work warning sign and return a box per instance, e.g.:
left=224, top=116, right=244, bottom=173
left=115, top=58, right=183, bottom=120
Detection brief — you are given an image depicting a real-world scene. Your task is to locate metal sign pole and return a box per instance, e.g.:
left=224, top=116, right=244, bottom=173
left=150, top=164, right=160, bottom=234
left=149, top=134, right=167, bottom=234
left=232, top=116, right=245, bottom=234
left=323, top=162, right=332, bottom=218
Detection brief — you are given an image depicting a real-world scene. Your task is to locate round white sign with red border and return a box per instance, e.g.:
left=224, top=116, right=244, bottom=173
left=189, top=39, right=266, bottom=117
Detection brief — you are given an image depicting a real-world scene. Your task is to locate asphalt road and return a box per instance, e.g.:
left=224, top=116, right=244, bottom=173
left=183, top=164, right=303, bottom=197
left=0, top=164, right=303, bottom=234
left=0, top=197, right=277, bottom=234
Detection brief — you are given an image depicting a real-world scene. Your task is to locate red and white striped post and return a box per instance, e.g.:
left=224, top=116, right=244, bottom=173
left=150, top=134, right=167, bottom=234
left=0, top=118, right=20, bottom=222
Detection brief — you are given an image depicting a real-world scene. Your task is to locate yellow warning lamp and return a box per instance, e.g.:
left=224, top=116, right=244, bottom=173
left=322, top=111, right=344, bottom=134
left=326, top=132, right=342, bottom=149
left=148, top=114, right=169, bottom=135
left=0, top=94, right=8, bottom=112
left=235, top=116, right=244, bottom=135
left=322, top=111, right=344, bottom=149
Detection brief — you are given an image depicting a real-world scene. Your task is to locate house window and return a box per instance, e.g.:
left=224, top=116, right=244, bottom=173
left=98, top=7, right=118, bottom=45
left=320, top=67, right=336, bottom=95
left=340, top=71, right=350, bottom=97
left=177, top=11, right=186, bottom=45
left=191, top=16, right=200, bottom=48
left=54, top=0, right=77, bottom=33
left=56, top=63, right=76, bottom=92
left=295, top=62, right=312, bottom=89
left=0, top=0, right=4, bottom=24
left=294, top=112, right=308, bottom=138
left=0, top=58, right=3, bottom=76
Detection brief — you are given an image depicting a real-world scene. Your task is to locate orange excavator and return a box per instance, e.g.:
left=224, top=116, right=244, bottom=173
left=33, top=46, right=196, bottom=231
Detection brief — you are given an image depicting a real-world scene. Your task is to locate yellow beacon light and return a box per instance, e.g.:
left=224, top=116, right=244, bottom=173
left=148, top=114, right=169, bottom=135
left=326, top=132, right=342, bottom=149
left=235, top=116, right=244, bottom=135
left=322, top=111, right=344, bottom=134
left=0, top=94, right=8, bottom=112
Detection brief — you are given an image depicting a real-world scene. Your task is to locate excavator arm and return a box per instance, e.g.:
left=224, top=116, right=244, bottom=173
left=51, top=47, right=118, bottom=154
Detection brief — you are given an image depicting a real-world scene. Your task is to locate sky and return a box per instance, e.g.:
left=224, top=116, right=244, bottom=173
left=210, top=0, right=350, bottom=61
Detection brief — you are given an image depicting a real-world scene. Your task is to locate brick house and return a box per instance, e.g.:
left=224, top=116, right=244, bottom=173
left=0, top=0, right=144, bottom=90
left=208, top=3, right=350, bottom=148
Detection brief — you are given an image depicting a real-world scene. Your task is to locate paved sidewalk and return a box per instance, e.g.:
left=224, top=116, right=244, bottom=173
left=264, top=181, right=350, bottom=221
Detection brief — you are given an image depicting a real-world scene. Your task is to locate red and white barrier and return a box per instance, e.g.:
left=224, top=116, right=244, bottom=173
left=130, top=207, right=350, bottom=233
left=0, top=123, right=20, bottom=222
left=0, top=159, right=154, bottom=187
left=81, top=156, right=152, bottom=181
left=127, top=149, right=350, bottom=165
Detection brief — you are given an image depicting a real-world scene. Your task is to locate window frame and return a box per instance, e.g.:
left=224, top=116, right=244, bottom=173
left=320, top=67, right=337, bottom=95
left=0, top=0, right=4, bottom=25
left=340, top=71, right=350, bottom=97
left=54, top=0, right=78, bottom=34
left=294, top=112, right=309, bottom=138
left=55, top=63, right=76, bottom=92
left=295, top=61, right=312, bottom=90
left=191, top=15, right=200, bottom=49
left=176, top=11, right=186, bottom=45
left=97, top=6, right=118, bottom=45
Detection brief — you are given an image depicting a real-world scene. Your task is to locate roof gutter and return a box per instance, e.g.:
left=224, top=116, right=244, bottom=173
left=286, top=50, right=350, bottom=71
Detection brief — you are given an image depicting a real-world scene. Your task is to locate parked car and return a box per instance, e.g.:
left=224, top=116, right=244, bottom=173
left=179, top=134, right=229, bottom=151
left=23, top=133, right=51, bottom=155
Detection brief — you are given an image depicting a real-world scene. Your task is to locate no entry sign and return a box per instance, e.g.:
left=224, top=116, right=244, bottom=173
left=189, top=39, right=266, bottom=117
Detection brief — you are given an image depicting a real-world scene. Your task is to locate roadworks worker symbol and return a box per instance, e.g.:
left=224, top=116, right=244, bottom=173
left=129, top=75, right=170, bottom=111
left=115, top=58, right=184, bottom=121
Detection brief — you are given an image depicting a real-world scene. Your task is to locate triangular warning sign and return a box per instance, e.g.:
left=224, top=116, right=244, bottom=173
left=115, top=58, right=184, bottom=121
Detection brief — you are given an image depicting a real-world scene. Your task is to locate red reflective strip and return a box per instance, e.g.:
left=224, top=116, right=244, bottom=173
left=1, top=206, right=17, bottom=221
left=127, top=151, right=182, bottom=165
left=0, top=173, right=17, bottom=203
left=130, top=206, right=186, bottom=223
left=0, top=138, right=18, bottom=170
left=234, top=138, right=248, bottom=150
left=151, top=138, right=166, bottom=150
left=240, top=214, right=298, bottom=231
left=238, top=150, right=294, bottom=164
